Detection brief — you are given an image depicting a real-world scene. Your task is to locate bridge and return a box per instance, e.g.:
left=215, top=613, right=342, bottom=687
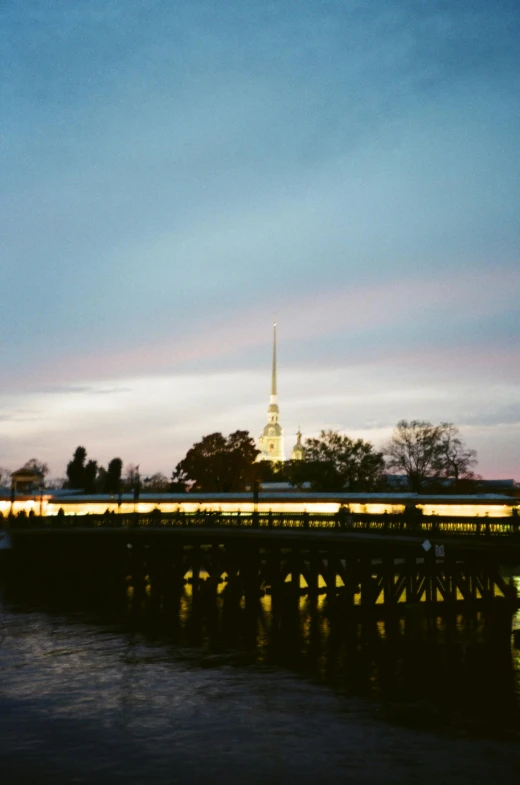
left=4, top=510, right=519, bottom=636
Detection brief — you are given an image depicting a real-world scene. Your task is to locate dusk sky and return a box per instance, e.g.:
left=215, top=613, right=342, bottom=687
left=1, top=0, right=519, bottom=482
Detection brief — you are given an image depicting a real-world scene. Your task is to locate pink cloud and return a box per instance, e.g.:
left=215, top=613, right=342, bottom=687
left=5, top=265, right=520, bottom=391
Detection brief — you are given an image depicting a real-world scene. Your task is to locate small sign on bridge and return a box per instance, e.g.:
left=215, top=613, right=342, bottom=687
left=422, top=540, right=445, bottom=558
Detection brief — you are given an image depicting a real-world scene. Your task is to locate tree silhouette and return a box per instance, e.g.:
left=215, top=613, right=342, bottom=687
left=384, top=420, right=478, bottom=491
left=95, top=466, right=108, bottom=493
left=106, top=457, right=123, bottom=494
left=437, top=422, right=478, bottom=483
left=23, top=458, right=49, bottom=486
left=173, top=430, right=259, bottom=492
left=84, top=459, right=98, bottom=494
left=66, top=446, right=87, bottom=489
left=289, top=430, right=384, bottom=491
left=144, top=472, right=170, bottom=492
left=123, top=464, right=140, bottom=491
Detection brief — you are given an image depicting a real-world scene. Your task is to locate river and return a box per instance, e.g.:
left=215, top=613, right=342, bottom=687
left=1, top=576, right=519, bottom=784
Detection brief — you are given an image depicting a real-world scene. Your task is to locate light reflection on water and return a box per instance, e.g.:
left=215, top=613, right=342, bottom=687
left=1, top=578, right=520, bottom=785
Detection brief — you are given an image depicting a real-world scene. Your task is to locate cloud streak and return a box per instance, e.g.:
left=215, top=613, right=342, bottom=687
left=3, top=265, right=518, bottom=391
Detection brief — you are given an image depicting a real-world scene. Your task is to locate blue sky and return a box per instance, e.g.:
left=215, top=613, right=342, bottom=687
left=1, top=0, right=519, bottom=480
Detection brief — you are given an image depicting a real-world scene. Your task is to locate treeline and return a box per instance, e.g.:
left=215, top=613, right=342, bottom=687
left=1, top=420, right=481, bottom=495
left=168, top=420, right=480, bottom=494
left=64, top=447, right=171, bottom=494
left=169, top=421, right=480, bottom=493
left=0, top=451, right=170, bottom=494
left=281, top=420, right=479, bottom=493
left=66, top=448, right=123, bottom=494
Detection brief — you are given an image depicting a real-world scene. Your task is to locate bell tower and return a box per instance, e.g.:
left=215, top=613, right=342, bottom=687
left=258, top=322, right=285, bottom=461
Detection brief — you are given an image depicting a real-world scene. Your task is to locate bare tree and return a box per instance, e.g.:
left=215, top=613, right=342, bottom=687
left=385, top=420, right=479, bottom=491
left=144, top=472, right=170, bottom=492
left=0, top=466, right=12, bottom=487
left=23, top=458, right=49, bottom=485
left=384, top=420, right=444, bottom=492
left=123, top=464, right=140, bottom=491
left=437, top=423, right=478, bottom=482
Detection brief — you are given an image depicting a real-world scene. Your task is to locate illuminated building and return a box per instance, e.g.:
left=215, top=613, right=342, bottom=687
left=0, top=490, right=517, bottom=518
left=258, top=321, right=285, bottom=461
left=291, top=428, right=305, bottom=461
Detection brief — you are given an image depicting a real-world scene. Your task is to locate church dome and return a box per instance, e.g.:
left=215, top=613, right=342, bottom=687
left=263, top=422, right=282, bottom=437
left=291, top=429, right=305, bottom=461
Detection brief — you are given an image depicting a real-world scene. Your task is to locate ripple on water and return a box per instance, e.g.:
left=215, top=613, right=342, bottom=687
left=1, top=596, right=520, bottom=785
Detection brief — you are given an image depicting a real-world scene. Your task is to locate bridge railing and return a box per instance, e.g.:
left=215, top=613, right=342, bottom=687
left=5, top=510, right=520, bottom=537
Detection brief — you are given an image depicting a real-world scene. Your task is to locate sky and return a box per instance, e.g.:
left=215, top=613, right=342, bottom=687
left=1, top=0, right=519, bottom=482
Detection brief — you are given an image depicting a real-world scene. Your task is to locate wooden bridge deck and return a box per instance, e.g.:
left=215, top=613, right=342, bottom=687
left=4, top=512, right=519, bottom=629
left=5, top=509, right=520, bottom=555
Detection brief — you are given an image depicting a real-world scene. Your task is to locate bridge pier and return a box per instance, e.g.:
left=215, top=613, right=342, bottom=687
left=242, top=546, right=261, bottom=605
left=3, top=525, right=518, bottom=658
left=383, top=554, right=396, bottom=611
left=128, top=545, right=147, bottom=607
left=305, top=552, right=320, bottom=604
left=190, top=544, right=201, bottom=598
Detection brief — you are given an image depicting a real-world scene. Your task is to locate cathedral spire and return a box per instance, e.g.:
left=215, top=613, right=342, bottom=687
left=258, top=320, right=284, bottom=461
left=271, top=320, right=277, bottom=403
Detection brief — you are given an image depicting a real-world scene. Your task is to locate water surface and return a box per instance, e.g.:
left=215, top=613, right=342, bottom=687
left=1, top=579, right=519, bottom=784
